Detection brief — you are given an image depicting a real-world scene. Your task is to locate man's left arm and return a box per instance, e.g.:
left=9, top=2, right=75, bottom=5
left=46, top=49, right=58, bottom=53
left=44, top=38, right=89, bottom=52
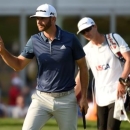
left=118, top=51, right=130, bottom=97
left=75, top=56, right=89, bottom=114
left=121, top=51, right=130, bottom=78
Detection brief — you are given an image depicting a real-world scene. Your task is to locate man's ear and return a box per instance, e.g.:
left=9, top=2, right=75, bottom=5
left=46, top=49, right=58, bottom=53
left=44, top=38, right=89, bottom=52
left=93, top=24, right=97, bottom=28
left=51, top=17, right=56, bottom=22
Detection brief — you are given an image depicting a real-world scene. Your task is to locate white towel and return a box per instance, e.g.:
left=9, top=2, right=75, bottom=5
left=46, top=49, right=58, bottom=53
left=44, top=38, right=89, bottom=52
left=114, top=97, right=130, bottom=123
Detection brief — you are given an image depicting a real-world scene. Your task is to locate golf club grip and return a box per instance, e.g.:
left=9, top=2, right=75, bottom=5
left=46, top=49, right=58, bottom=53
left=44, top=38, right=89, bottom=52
left=82, top=109, right=86, bottom=129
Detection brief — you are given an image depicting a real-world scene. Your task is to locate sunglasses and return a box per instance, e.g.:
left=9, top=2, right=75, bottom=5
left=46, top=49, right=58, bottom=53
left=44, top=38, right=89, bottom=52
left=80, top=25, right=94, bottom=35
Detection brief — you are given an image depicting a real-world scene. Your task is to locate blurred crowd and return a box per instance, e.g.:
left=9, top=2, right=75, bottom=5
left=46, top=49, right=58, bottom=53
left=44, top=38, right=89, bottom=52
left=0, top=72, right=97, bottom=120
left=0, top=72, right=36, bottom=118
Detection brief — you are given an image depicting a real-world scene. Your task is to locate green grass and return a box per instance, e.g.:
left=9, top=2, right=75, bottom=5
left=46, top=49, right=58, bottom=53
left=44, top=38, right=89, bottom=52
left=0, top=117, right=129, bottom=130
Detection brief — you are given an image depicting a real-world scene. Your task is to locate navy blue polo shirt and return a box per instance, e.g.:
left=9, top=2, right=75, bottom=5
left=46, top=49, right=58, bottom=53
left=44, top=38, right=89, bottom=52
left=21, top=26, right=85, bottom=92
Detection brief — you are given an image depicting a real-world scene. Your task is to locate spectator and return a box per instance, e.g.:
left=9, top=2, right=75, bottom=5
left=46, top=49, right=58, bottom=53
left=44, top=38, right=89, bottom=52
left=11, top=95, right=28, bottom=118
left=85, top=92, right=97, bottom=121
left=0, top=101, right=7, bottom=117
left=8, top=73, right=23, bottom=106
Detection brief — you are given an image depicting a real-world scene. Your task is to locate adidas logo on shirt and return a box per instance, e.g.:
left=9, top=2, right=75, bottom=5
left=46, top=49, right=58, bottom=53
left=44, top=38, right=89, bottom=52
left=60, top=45, right=66, bottom=49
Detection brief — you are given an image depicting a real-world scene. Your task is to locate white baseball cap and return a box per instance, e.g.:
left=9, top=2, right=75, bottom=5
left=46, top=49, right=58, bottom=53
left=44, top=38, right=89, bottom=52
left=30, top=3, right=57, bottom=18
left=77, top=17, right=95, bottom=34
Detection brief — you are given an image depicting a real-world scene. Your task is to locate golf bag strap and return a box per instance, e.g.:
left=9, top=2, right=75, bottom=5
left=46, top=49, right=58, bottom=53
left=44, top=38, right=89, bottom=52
left=105, top=33, right=130, bottom=111
left=105, top=33, right=126, bottom=63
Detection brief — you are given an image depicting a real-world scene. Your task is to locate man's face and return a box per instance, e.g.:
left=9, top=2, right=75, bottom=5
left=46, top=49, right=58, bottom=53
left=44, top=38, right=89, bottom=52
left=36, top=17, right=52, bottom=32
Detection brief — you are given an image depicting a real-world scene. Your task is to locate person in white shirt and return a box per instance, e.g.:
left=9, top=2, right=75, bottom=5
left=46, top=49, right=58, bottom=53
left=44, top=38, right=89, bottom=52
left=75, top=17, right=130, bottom=130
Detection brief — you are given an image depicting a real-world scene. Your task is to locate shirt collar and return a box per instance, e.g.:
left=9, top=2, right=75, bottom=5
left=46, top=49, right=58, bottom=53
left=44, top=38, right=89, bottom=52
left=40, top=25, right=61, bottom=42
left=90, top=39, right=106, bottom=48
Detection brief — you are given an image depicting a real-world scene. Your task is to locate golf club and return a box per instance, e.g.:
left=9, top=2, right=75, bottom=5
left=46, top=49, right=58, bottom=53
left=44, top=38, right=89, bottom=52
left=82, top=108, right=86, bottom=130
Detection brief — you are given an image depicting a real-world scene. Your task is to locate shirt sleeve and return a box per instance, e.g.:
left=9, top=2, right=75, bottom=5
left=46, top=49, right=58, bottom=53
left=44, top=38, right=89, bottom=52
left=113, top=33, right=130, bottom=53
left=83, top=45, right=90, bottom=70
left=72, top=34, right=85, bottom=60
left=20, top=38, right=35, bottom=59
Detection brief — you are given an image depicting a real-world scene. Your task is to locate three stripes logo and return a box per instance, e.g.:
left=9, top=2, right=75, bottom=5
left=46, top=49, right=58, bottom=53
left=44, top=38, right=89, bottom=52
left=60, top=45, right=66, bottom=49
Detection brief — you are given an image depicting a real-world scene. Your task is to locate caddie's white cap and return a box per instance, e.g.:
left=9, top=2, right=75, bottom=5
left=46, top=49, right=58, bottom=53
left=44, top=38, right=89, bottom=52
left=77, top=17, right=95, bottom=34
left=30, top=3, right=57, bottom=18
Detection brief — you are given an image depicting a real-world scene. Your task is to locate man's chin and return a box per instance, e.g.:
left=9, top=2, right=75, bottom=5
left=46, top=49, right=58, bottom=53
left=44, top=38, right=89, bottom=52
left=38, top=27, right=45, bottom=32
left=85, top=37, right=91, bottom=41
left=38, top=28, right=43, bottom=31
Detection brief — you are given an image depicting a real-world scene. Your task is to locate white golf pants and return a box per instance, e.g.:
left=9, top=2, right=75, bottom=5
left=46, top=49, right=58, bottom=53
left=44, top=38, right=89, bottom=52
left=22, top=90, right=78, bottom=130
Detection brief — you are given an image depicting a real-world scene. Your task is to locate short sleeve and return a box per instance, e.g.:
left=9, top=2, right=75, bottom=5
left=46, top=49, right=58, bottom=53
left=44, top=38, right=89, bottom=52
left=72, top=35, right=85, bottom=60
left=113, top=33, right=130, bottom=53
left=83, top=45, right=90, bottom=70
left=20, top=38, right=35, bottom=59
